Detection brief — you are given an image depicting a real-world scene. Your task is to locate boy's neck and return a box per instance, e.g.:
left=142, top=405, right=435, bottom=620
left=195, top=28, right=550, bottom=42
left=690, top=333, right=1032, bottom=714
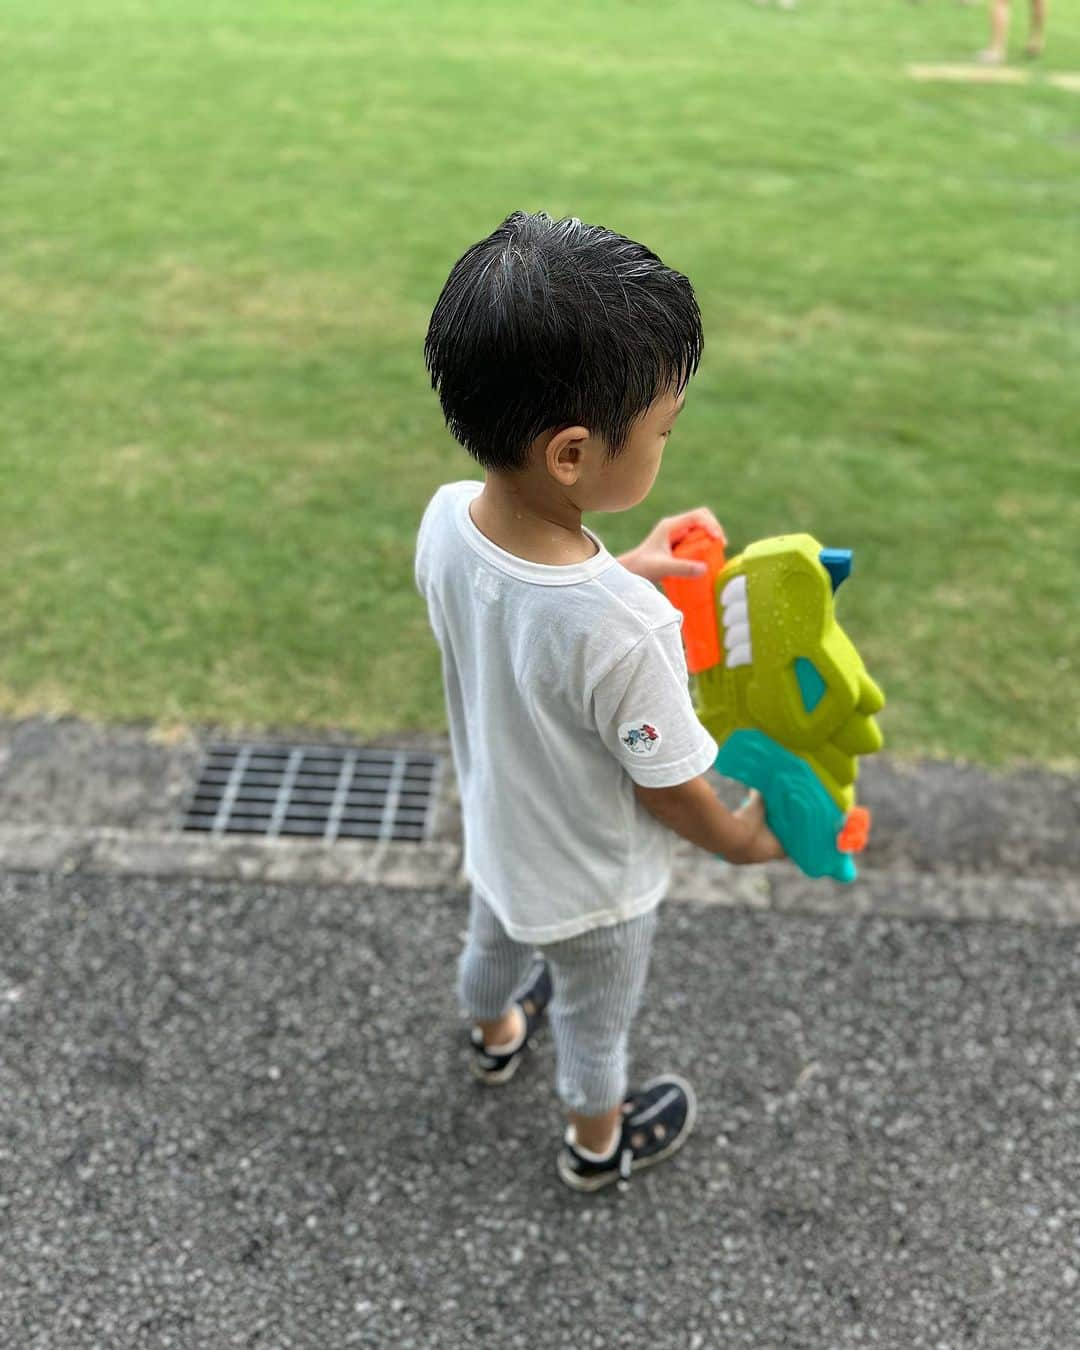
left=469, top=473, right=599, bottom=567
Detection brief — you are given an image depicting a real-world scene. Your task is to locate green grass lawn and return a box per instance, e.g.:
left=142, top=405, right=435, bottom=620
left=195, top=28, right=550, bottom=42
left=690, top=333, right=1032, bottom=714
left=2, top=0, right=1077, bottom=767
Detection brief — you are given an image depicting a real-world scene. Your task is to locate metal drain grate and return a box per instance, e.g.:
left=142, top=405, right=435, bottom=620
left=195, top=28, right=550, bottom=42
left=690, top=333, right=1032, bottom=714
left=182, top=743, right=442, bottom=842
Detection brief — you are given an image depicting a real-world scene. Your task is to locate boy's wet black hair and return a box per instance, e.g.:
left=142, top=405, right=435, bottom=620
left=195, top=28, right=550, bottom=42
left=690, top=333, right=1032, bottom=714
left=424, top=211, right=704, bottom=471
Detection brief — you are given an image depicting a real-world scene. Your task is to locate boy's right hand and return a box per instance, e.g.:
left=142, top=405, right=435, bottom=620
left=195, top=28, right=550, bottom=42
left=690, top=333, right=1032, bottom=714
left=732, top=789, right=786, bottom=864
left=633, top=775, right=788, bottom=865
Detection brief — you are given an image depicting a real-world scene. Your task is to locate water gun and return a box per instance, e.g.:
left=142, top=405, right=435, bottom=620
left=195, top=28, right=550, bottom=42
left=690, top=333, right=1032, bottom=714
left=661, top=525, right=885, bottom=882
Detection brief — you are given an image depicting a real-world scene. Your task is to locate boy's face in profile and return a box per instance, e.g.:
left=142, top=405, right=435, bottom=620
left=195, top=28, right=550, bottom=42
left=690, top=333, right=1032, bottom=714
left=546, top=386, right=687, bottom=514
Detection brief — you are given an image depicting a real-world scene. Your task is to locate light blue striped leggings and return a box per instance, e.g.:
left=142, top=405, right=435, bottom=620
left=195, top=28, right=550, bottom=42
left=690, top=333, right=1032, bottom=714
left=458, top=890, right=658, bottom=1116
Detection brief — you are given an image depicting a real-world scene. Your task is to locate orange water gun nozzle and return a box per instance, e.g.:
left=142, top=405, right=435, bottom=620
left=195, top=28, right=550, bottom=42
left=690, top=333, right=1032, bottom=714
left=837, top=806, right=872, bottom=854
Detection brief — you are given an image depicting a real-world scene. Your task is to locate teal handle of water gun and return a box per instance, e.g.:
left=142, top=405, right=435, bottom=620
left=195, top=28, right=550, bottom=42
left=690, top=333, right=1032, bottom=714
left=715, top=730, right=857, bottom=883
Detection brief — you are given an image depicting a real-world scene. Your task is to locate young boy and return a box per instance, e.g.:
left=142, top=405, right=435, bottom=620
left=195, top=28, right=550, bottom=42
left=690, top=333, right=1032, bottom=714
left=415, top=211, right=783, bottom=1192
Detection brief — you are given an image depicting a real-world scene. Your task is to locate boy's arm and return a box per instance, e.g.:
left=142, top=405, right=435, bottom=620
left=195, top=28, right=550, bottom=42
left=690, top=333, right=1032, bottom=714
left=634, top=780, right=784, bottom=864
left=591, top=623, right=782, bottom=865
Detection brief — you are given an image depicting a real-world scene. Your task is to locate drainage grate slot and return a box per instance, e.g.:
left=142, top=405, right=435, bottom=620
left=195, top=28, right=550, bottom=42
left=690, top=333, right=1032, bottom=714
left=182, top=744, right=442, bottom=843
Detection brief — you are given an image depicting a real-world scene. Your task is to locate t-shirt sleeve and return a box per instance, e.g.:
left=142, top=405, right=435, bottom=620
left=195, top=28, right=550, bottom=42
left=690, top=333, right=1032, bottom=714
left=414, top=503, right=432, bottom=599
left=591, top=621, right=718, bottom=788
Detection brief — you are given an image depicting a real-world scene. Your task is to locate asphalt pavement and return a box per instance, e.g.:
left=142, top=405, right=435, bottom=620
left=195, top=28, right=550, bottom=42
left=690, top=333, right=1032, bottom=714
left=2, top=868, right=1078, bottom=1349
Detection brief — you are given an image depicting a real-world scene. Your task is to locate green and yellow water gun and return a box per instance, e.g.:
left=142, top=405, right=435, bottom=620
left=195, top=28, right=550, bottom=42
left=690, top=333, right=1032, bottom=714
left=661, top=525, right=886, bottom=882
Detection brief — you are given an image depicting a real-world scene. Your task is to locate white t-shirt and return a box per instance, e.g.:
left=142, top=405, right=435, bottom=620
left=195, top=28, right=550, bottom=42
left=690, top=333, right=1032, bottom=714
left=414, top=481, right=718, bottom=943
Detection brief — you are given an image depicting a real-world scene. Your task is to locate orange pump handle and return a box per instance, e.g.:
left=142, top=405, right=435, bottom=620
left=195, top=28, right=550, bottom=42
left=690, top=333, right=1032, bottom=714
left=659, top=525, right=727, bottom=675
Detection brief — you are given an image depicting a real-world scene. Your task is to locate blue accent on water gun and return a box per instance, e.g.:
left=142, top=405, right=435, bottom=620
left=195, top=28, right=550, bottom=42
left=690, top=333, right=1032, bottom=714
left=794, top=657, right=827, bottom=714
left=819, top=548, right=852, bottom=593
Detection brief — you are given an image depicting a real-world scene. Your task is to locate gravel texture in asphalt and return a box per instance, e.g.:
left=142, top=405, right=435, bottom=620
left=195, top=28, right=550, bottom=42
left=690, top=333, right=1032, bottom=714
left=2, top=870, right=1078, bottom=1348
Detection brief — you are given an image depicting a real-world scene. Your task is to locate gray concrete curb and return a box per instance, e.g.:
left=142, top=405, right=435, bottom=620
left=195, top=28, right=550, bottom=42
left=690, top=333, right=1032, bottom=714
left=2, top=715, right=1078, bottom=926
left=2, top=823, right=1078, bottom=927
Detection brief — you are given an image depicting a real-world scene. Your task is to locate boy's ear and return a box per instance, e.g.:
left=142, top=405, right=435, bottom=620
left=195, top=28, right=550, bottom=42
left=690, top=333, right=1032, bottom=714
left=544, top=425, right=591, bottom=486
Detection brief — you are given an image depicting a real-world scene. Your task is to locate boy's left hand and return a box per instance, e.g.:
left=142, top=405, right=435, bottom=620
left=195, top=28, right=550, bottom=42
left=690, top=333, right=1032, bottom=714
left=617, top=509, right=726, bottom=583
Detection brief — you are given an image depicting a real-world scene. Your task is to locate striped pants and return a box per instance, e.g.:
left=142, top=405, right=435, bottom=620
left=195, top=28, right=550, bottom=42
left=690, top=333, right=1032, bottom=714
left=458, top=889, right=658, bottom=1116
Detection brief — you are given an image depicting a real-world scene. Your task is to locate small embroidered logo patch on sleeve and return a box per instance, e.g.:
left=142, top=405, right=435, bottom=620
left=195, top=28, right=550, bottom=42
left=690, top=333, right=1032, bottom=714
left=618, top=720, right=662, bottom=757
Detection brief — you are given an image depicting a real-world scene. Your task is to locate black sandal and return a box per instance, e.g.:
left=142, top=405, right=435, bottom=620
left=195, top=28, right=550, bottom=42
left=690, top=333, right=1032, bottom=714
left=557, top=1074, right=698, bottom=1192
left=469, top=960, right=553, bottom=1085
